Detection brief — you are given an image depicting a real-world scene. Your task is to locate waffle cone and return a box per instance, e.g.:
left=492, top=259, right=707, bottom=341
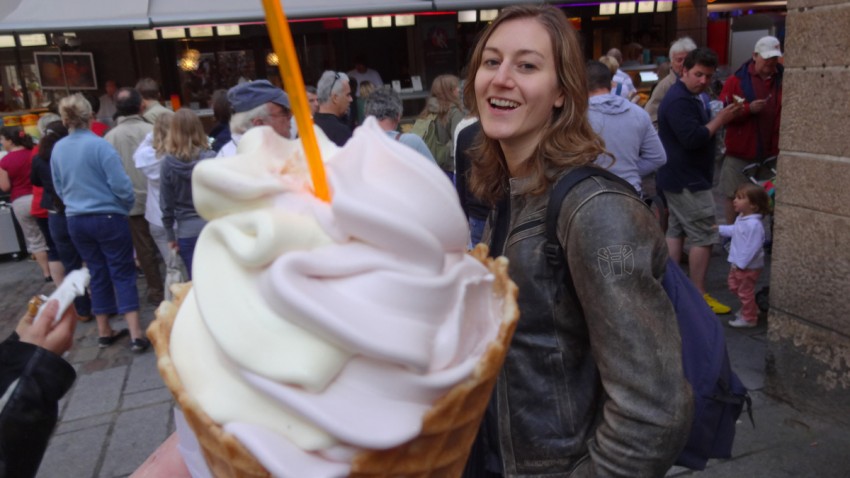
left=148, top=244, right=519, bottom=477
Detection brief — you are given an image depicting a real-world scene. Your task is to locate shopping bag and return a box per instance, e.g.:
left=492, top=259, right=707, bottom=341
left=164, top=248, right=187, bottom=301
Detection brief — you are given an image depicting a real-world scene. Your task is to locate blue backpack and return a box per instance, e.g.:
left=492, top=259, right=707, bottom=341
left=544, top=166, right=753, bottom=471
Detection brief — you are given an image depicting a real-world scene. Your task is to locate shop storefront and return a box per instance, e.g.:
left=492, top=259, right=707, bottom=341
left=1, top=0, right=684, bottom=120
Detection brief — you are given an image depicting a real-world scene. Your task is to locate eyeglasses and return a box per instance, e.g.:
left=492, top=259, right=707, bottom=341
left=329, top=72, right=341, bottom=95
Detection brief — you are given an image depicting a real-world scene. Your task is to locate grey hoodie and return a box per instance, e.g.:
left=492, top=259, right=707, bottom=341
left=588, top=93, right=667, bottom=193
left=160, top=150, right=216, bottom=241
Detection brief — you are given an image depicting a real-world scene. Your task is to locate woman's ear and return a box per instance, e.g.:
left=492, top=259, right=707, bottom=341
left=554, top=92, right=565, bottom=109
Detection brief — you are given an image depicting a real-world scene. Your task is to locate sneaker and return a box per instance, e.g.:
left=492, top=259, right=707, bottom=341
left=98, top=328, right=129, bottom=348
left=728, top=317, right=757, bottom=328
left=703, top=293, right=731, bottom=314
left=130, top=337, right=150, bottom=353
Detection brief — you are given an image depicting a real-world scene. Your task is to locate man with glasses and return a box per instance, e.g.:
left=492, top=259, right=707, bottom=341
left=314, top=70, right=353, bottom=146
left=217, top=80, right=292, bottom=157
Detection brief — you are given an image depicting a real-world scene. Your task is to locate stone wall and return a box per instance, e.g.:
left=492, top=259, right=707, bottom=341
left=765, top=0, right=850, bottom=424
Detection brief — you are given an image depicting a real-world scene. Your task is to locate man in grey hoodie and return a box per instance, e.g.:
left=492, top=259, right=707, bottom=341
left=586, top=60, right=667, bottom=196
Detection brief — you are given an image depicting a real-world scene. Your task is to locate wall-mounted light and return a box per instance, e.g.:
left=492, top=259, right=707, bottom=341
left=266, top=52, right=279, bottom=66
left=133, top=29, right=158, bottom=40
left=619, top=2, right=636, bottom=13
left=18, top=33, right=47, bottom=47
left=0, top=35, right=15, bottom=48
left=480, top=9, right=499, bottom=21
left=216, top=25, right=240, bottom=36
left=657, top=0, right=674, bottom=12
left=371, top=15, right=392, bottom=28
left=347, top=17, right=369, bottom=29
left=599, top=3, right=617, bottom=15
left=458, top=10, right=477, bottom=23
left=395, top=15, right=415, bottom=27
left=189, top=26, right=213, bottom=37
left=161, top=27, right=186, bottom=39
left=638, top=1, right=655, bottom=12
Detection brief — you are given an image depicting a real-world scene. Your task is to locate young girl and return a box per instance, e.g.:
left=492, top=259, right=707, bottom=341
left=160, top=109, right=215, bottom=279
left=463, top=5, right=691, bottom=476
left=719, top=183, right=770, bottom=328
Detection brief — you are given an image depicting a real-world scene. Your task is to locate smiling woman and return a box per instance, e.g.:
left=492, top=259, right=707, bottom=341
left=461, top=5, right=693, bottom=477
left=464, top=5, right=603, bottom=203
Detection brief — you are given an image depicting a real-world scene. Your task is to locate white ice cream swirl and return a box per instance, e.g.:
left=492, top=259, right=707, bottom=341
left=170, top=118, right=504, bottom=477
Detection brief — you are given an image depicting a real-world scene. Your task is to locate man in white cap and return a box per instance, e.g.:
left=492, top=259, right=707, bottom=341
left=217, top=80, right=292, bottom=157
left=718, top=35, right=783, bottom=224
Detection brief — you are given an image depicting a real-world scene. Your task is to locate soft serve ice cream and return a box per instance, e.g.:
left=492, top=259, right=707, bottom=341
left=166, top=117, right=507, bottom=477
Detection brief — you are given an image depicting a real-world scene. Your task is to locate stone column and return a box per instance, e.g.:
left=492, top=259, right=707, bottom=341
left=766, top=0, right=850, bottom=423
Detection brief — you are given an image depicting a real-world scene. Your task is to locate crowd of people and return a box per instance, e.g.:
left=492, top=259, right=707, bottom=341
left=0, top=4, right=783, bottom=475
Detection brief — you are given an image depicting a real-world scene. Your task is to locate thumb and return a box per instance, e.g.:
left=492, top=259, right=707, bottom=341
left=34, top=299, right=61, bottom=332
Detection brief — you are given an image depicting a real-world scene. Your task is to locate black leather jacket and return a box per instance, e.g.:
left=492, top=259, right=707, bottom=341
left=481, top=170, right=693, bottom=477
left=0, top=333, right=76, bottom=478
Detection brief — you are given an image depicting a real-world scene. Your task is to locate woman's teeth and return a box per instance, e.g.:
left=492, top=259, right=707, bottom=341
left=489, top=98, right=519, bottom=110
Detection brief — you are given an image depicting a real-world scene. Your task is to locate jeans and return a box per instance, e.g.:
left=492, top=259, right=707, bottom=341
left=47, top=212, right=92, bottom=317
left=177, top=236, right=198, bottom=280
left=67, top=214, right=139, bottom=315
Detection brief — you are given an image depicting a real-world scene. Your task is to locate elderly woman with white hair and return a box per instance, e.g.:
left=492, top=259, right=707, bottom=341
left=51, top=93, right=148, bottom=353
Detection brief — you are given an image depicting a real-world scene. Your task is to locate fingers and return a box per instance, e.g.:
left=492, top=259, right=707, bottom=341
left=17, top=299, right=58, bottom=347
left=32, top=299, right=59, bottom=334
left=53, top=303, right=78, bottom=341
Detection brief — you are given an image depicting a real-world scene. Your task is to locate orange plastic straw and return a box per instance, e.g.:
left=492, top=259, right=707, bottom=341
left=261, top=0, right=330, bottom=202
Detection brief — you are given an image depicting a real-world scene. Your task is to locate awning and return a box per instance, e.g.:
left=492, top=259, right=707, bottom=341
left=147, top=0, right=436, bottom=27
left=0, top=0, right=438, bottom=33
left=0, top=0, right=150, bottom=32
left=1, top=0, right=565, bottom=33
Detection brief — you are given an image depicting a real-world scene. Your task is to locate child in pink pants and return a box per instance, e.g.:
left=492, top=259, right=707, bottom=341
left=718, top=183, right=771, bottom=327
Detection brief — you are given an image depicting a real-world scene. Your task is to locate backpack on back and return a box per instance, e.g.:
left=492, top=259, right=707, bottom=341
left=544, top=166, right=753, bottom=471
left=410, top=114, right=452, bottom=172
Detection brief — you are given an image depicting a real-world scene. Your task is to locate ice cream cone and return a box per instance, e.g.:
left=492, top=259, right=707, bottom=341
left=148, top=244, right=519, bottom=477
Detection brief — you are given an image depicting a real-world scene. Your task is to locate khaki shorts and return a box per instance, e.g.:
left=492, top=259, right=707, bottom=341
left=718, top=155, right=753, bottom=199
left=664, top=188, right=718, bottom=246
left=12, top=195, right=48, bottom=253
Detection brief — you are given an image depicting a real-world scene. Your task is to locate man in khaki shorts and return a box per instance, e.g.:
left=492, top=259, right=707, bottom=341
left=718, top=36, right=783, bottom=225
left=656, top=48, right=742, bottom=315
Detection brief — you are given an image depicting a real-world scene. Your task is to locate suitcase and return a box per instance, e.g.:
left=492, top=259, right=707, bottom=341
left=0, top=202, right=26, bottom=258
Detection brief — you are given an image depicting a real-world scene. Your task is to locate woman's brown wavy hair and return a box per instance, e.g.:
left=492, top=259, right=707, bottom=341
left=462, top=4, right=605, bottom=205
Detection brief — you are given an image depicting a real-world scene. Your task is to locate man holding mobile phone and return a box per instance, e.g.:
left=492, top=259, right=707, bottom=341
left=718, top=36, right=784, bottom=225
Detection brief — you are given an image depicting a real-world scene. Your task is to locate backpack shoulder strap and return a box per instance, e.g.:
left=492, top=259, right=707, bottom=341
left=544, top=166, right=636, bottom=268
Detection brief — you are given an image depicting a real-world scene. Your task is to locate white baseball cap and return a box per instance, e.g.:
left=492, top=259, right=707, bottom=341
left=754, top=36, right=782, bottom=59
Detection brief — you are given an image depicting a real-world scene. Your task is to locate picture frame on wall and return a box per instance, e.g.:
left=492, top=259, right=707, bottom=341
left=34, top=52, right=98, bottom=90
